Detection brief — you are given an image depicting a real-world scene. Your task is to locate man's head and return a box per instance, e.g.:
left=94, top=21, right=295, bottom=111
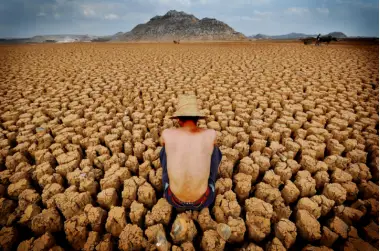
left=177, top=116, right=199, bottom=127
left=170, top=94, right=205, bottom=121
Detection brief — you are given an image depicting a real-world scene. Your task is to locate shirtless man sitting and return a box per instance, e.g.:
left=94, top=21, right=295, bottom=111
left=159, top=94, right=222, bottom=210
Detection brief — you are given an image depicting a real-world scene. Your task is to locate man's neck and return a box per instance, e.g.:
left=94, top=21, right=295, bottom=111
left=180, top=121, right=198, bottom=132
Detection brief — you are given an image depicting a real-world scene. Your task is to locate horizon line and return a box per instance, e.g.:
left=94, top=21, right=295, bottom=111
left=2, top=32, right=380, bottom=40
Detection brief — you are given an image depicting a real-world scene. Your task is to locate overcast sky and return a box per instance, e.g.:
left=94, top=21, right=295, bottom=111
left=0, top=0, right=378, bottom=38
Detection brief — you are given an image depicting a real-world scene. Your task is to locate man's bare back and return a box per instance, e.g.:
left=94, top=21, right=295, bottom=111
left=161, top=127, right=216, bottom=202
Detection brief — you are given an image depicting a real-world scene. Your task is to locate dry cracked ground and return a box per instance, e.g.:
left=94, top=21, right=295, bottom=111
left=0, top=42, right=378, bottom=251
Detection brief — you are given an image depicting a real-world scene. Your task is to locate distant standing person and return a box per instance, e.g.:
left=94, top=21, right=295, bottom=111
left=159, top=94, right=222, bottom=211
left=316, top=33, right=321, bottom=46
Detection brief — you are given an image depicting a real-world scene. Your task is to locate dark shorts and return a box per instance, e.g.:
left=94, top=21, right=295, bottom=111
left=159, top=146, right=222, bottom=210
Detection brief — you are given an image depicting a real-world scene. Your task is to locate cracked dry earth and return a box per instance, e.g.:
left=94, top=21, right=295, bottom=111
left=0, top=42, right=378, bottom=251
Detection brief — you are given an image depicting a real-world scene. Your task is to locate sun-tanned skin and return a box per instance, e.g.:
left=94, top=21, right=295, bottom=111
left=160, top=119, right=217, bottom=202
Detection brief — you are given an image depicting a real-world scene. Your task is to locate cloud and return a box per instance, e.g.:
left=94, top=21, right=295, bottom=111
left=83, top=8, right=96, bottom=17
left=104, top=13, right=119, bottom=20
left=253, top=10, right=272, bottom=17
left=146, top=0, right=192, bottom=7
left=316, top=8, right=329, bottom=15
left=336, top=0, right=378, bottom=8
left=238, top=10, right=272, bottom=22
left=198, top=0, right=220, bottom=4
left=80, top=3, right=127, bottom=19
left=0, top=0, right=378, bottom=37
left=233, top=0, right=271, bottom=5
left=241, top=16, right=260, bottom=21
left=285, top=7, right=310, bottom=15
left=166, top=0, right=191, bottom=5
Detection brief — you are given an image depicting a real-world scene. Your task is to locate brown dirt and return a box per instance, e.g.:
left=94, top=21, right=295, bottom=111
left=0, top=41, right=378, bottom=250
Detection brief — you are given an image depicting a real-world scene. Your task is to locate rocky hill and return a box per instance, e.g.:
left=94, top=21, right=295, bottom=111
left=115, top=10, right=246, bottom=41
left=251, top=34, right=271, bottom=39
left=327, top=32, right=347, bottom=38
left=249, top=32, right=347, bottom=40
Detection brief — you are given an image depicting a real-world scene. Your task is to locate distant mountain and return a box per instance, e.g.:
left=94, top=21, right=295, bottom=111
left=0, top=34, right=107, bottom=44
left=0, top=38, right=31, bottom=44
left=112, top=32, right=124, bottom=40
left=272, top=32, right=317, bottom=39
left=327, top=32, right=347, bottom=38
left=29, top=34, right=96, bottom=43
left=88, top=32, right=126, bottom=42
left=115, top=10, right=246, bottom=41
left=251, top=34, right=271, bottom=39
left=249, top=32, right=315, bottom=39
left=0, top=29, right=370, bottom=44
left=249, top=32, right=348, bottom=40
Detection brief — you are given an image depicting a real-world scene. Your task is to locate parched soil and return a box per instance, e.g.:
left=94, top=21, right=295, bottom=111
left=0, top=42, right=378, bottom=251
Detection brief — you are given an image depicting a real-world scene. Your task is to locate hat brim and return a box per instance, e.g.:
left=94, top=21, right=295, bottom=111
left=169, top=115, right=206, bottom=119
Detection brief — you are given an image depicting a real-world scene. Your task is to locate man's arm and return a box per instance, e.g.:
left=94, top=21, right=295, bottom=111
left=160, top=129, right=166, bottom=146
left=209, top=130, right=222, bottom=187
left=212, top=130, right=217, bottom=145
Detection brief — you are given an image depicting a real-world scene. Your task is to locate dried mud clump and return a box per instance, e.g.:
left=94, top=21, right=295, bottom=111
left=170, top=212, right=198, bottom=244
left=281, top=180, right=300, bottom=204
left=83, top=231, right=100, bottom=251
left=254, top=182, right=281, bottom=204
left=310, top=195, right=335, bottom=217
left=201, top=230, right=226, bottom=251
left=17, top=232, right=57, bottom=251
left=97, top=188, right=118, bottom=209
left=227, top=216, right=246, bottom=243
left=213, top=190, right=241, bottom=223
left=84, top=204, right=107, bottom=232
left=129, top=200, right=147, bottom=226
left=320, top=226, right=339, bottom=247
left=0, top=42, right=378, bottom=250
left=266, top=237, right=286, bottom=251
left=64, top=213, right=89, bottom=250
left=31, top=208, right=63, bottom=235
left=322, top=183, right=347, bottom=205
left=0, top=227, right=18, bottom=251
left=145, top=223, right=171, bottom=251
left=245, top=197, right=273, bottom=242
left=52, top=188, right=92, bottom=219
left=105, top=206, right=127, bottom=237
left=240, top=242, right=264, bottom=251
left=119, top=224, right=147, bottom=250
left=294, top=170, right=316, bottom=197
left=327, top=216, right=349, bottom=239
left=296, top=210, right=321, bottom=241
left=238, top=157, right=260, bottom=183
left=95, top=233, right=113, bottom=251
left=215, top=178, right=233, bottom=195
left=275, top=219, right=297, bottom=249
left=121, top=176, right=157, bottom=209
left=233, top=172, right=252, bottom=201
left=296, top=197, right=321, bottom=219
left=0, top=198, right=17, bottom=225
left=145, top=198, right=172, bottom=226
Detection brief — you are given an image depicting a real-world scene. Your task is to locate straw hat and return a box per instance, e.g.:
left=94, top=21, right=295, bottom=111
left=170, top=94, right=205, bottom=118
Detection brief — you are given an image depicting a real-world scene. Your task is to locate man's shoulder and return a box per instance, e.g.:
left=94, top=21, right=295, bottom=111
left=164, top=128, right=215, bottom=135
left=196, top=128, right=216, bottom=138
left=160, top=129, right=173, bottom=145
left=197, top=129, right=217, bottom=144
left=162, top=128, right=175, bottom=135
left=162, top=128, right=178, bottom=140
left=204, top=128, right=216, bottom=136
left=205, top=128, right=216, bottom=133
left=202, top=129, right=217, bottom=145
